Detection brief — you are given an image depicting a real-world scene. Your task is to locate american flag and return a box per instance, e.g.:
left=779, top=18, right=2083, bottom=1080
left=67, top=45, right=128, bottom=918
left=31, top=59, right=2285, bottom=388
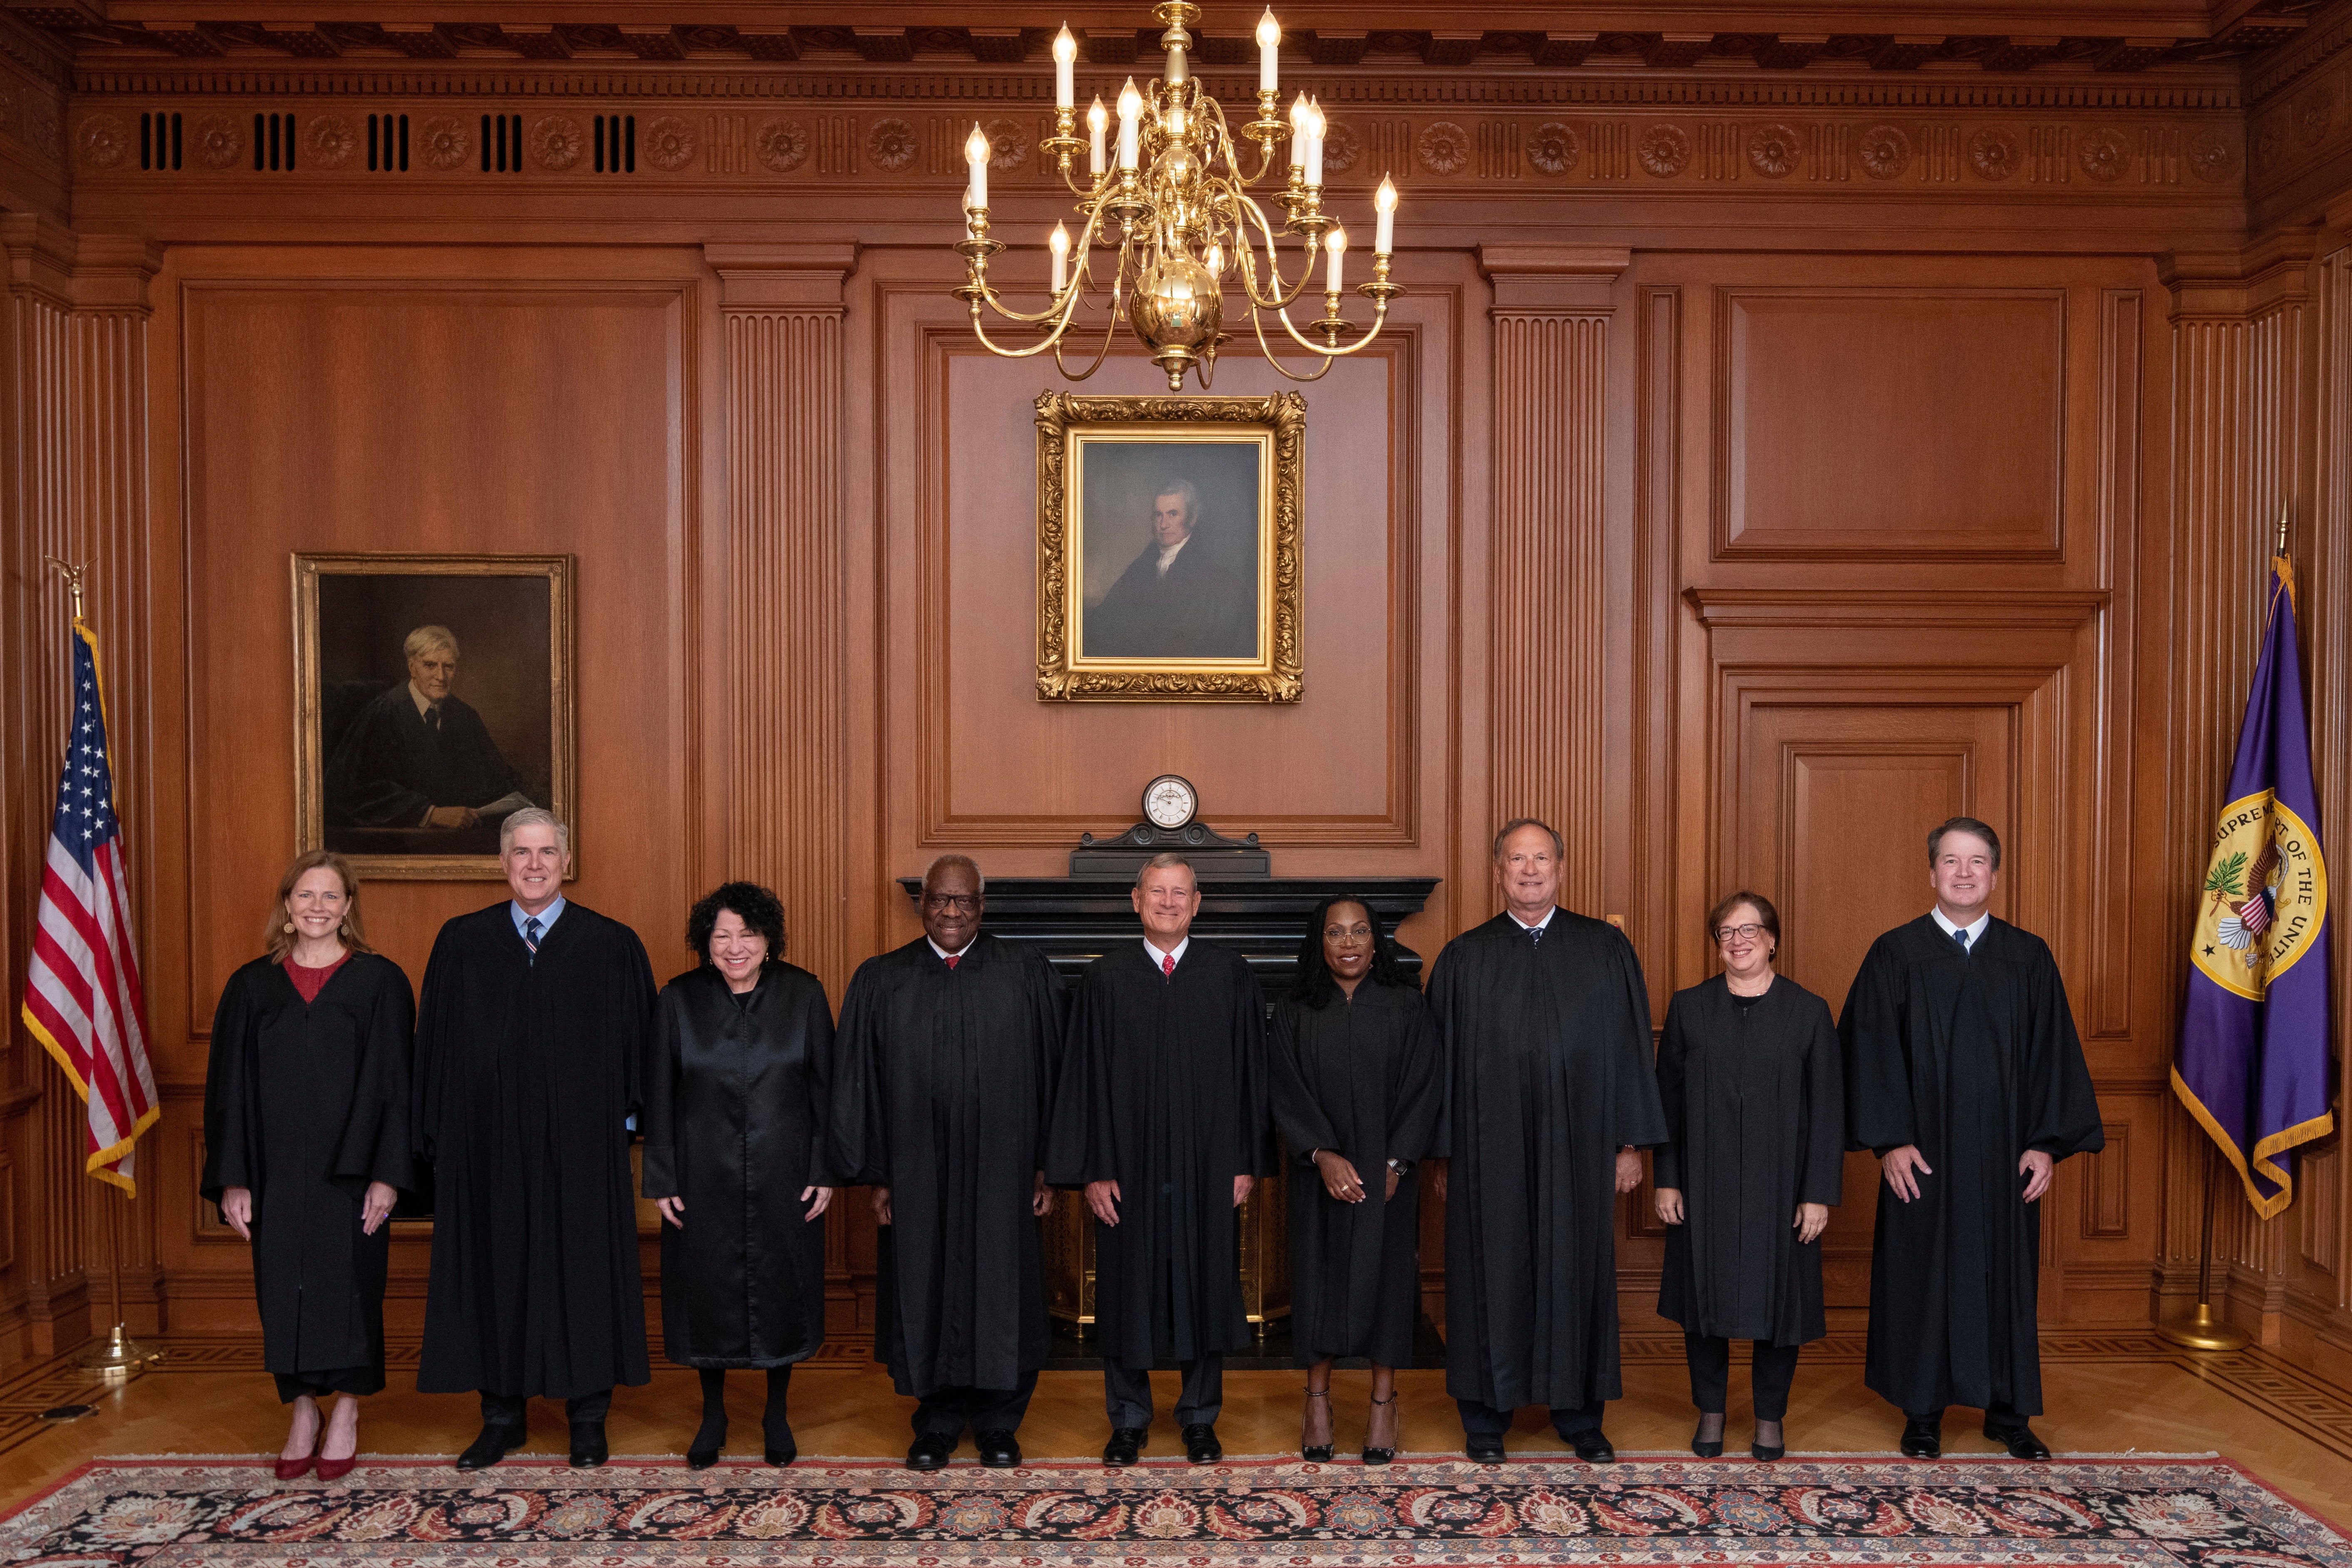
left=17, top=622, right=159, bottom=1194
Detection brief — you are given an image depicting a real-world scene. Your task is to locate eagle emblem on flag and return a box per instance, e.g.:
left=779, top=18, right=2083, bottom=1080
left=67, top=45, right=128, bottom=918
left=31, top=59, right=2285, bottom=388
left=2193, top=793, right=2325, bottom=996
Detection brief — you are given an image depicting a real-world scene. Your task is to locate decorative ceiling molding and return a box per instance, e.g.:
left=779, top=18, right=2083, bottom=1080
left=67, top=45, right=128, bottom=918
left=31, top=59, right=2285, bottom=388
left=10, top=15, right=2317, bottom=75
left=67, top=64, right=2247, bottom=109
left=2243, top=0, right=2352, bottom=100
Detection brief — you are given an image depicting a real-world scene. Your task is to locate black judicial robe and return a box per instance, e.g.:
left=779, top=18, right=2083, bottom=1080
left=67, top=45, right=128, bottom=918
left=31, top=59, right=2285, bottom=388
left=1429, top=911, right=1668, bottom=1412
left=326, top=687, right=534, bottom=829
left=1084, top=540, right=1254, bottom=659
left=642, top=962, right=836, bottom=1369
left=413, top=902, right=654, bottom=1398
left=830, top=936, right=1066, bottom=1396
left=1268, top=982, right=1443, bottom=1366
left=1839, top=915, right=2103, bottom=1416
left=1654, top=976, right=1844, bottom=1348
left=1043, top=940, right=1272, bottom=1366
left=202, top=953, right=415, bottom=1386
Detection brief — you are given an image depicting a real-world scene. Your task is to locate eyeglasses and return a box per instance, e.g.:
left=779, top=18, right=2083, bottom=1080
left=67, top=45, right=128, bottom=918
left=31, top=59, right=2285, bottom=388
left=1715, top=923, right=1768, bottom=943
left=1323, top=924, right=1373, bottom=940
left=923, top=894, right=981, bottom=913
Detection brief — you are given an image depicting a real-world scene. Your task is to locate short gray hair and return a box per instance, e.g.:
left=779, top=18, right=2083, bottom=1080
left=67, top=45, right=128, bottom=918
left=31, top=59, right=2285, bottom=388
left=404, top=624, right=459, bottom=662
left=1153, top=479, right=1201, bottom=524
left=499, top=807, right=568, bottom=855
left=1133, top=851, right=1197, bottom=890
left=1492, top=817, right=1563, bottom=860
left=923, top=853, right=986, bottom=893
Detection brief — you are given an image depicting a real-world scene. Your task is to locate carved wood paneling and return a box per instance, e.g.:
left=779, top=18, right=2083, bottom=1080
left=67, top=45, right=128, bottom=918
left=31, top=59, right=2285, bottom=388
left=710, top=244, right=852, bottom=997
left=1714, top=288, right=2067, bottom=560
left=1482, top=245, right=1623, bottom=920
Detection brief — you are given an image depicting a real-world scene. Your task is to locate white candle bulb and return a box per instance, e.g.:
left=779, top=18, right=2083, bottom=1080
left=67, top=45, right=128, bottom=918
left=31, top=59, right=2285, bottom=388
left=965, top=122, right=991, bottom=207
left=1374, top=174, right=1397, bottom=255
left=1050, top=222, right=1070, bottom=293
left=1305, top=98, right=1326, bottom=186
left=1117, top=77, right=1142, bottom=171
left=1087, top=95, right=1108, bottom=176
left=1256, top=9, right=1280, bottom=93
left=1053, top=26, right=1076, bottom=111
left=1287, top=91, right=1308, bottom=167
left=1326, top=225, right=1345, bottom=292
left=1206, top=241, right=1223, bottom=275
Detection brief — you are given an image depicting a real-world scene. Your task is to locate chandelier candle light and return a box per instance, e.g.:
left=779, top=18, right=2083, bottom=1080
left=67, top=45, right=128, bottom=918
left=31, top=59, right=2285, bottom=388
left=954, top=2, right=1403, bottom=390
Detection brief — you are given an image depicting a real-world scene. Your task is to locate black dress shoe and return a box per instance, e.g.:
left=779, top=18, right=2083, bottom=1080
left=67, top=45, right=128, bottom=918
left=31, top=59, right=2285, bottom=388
left=907, top=1434, right=955, bottom=1471
left=1566, top=1430, right=1615, bottom=1464
left=1302, top=1442, right=1334, bottom=1462
left=686, top=1445, right=720, bottom=1470
left=977, top=1429, right=1021, bottom=1468
left=1466, top=1434, right=1507, bottom=1463
left=1752, top=1441, right=1785, bottom=1462
left=1691, top=1424, right=1724, bottom=1459
left=1103, top=1427, right=1147, bottom=1466
left=1986, top=1420, right=2051, bottom=1461
left=765, top=1445, right=796, bottom=1466
left=1899, top=1414, right=1943, bottom=1460
left=568, top=1422, right=609, bottom=1469
left=1182, top=1423, right=1222, bottom=1464
left=455, top=1424, right=523, bottom=1471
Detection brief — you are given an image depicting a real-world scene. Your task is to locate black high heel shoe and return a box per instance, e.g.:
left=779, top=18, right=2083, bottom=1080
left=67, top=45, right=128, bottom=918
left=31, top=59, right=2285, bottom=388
left=1300, top=1388, right=1334, bottom=1463
left=1751, top=1420, right=1784, bottom=1463
left=1361, top=1394, right=1398, bottom=1465
left=1691, top=1414, right=1725, bottom=1459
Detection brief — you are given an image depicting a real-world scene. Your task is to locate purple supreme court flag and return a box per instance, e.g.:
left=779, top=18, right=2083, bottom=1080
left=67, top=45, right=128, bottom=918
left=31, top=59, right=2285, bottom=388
left=2174, top=554, right=2336, bottom=1219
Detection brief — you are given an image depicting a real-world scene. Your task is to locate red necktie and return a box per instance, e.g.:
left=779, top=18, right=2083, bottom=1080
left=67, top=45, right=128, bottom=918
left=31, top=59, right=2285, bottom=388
left=946, top=954, right=960, bottom=970
left=1162, top=953, right=1175, bottom=977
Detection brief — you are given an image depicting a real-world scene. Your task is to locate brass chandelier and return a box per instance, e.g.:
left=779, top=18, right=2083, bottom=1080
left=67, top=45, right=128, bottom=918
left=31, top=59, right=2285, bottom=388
left=954, top=1, right=1402, bottom=391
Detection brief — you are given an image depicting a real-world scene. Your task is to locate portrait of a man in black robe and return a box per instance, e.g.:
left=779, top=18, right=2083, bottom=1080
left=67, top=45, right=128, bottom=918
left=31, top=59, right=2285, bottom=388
left=326, top=624, right=536, bottom=836
left=1079, top=451, right=1260, bottom=662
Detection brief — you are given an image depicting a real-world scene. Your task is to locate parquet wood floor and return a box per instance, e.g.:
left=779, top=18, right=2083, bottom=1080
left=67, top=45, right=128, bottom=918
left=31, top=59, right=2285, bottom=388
left=0, top=1332, right=2345, bottom=1532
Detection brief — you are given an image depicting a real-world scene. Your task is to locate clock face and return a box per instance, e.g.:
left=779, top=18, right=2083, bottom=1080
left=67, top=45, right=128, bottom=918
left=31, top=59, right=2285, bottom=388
left=1143, top=774, right=1198, bottom=830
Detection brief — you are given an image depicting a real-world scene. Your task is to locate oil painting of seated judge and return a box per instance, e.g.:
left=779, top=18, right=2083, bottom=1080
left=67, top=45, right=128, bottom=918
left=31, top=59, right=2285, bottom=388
left=326, top=624, right=535, bottom=835
left=298, top=553, right=571, bottom=874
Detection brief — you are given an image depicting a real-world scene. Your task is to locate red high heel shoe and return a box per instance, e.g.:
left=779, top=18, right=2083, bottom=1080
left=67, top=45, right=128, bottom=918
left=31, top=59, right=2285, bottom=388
left=316, top=1412, right=360, bottom=1481
left=274, top=1429, right=321, bottom=1482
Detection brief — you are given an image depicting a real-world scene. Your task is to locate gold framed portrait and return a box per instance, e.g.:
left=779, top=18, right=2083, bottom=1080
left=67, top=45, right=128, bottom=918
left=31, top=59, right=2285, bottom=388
left=291, top=552, right=577, bottom=880
left=1035, top=390, right=1305, bottom=703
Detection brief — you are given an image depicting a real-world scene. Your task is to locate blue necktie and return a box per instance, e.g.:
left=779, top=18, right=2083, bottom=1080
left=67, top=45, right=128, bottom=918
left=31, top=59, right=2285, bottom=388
left=1952, top=927, right=1969, bottom=953
left=524, top=916, right=542, bottom=958
left=1528, top=923, right=1543, bottom=946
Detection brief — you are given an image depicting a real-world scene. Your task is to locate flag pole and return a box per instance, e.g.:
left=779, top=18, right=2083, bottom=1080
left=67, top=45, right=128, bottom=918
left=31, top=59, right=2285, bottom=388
left=2158, top=1140, right=2252, bottom=1350
left=77, top=1190, right=155, bottom=1376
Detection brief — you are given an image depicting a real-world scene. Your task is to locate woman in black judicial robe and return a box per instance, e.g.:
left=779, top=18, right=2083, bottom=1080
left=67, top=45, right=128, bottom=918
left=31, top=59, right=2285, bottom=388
left=641, top=881, right=837, bottom=1469
left=1269, top=896, right=1441, bottom=1465
left=202, top=850, right=412, bottom=1482
left=1653, top=891, right=1842, bottom=1463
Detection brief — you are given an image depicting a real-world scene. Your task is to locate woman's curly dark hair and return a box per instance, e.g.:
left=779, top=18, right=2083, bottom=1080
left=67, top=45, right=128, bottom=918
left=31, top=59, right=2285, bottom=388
left=1291, top=893, right=1416, bottom=1006
left=687, top=881, right=787, bottom=963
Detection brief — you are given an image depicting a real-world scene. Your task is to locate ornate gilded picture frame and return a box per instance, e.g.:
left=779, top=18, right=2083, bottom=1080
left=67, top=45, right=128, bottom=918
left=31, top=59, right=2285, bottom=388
left=292, top=552, right=576, bottom=880
left=1036, top=391, right=1304, bottom=703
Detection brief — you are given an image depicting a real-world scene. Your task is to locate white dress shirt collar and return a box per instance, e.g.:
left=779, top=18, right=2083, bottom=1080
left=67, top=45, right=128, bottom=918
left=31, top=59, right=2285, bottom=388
left=1155, top=534, right=1191, bottom=576
left=928, top=937, right=973, bottom=962
left=1931, top=906, right=1990, bottom=946
left=1144, top=935, right=1190, bottom=970
left=1506, top=906, right=1557, bottom=933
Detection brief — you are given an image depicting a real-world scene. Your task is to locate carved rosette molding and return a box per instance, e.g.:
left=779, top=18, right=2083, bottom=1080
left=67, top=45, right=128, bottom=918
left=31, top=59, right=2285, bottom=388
left=707, top=242, right=854, bottom=1000
left=2155, top=231, right=2322, bottom=1330
left=0, top=218, right=166, bottom=1346
left=1480, top=243, right=1625, bottom=921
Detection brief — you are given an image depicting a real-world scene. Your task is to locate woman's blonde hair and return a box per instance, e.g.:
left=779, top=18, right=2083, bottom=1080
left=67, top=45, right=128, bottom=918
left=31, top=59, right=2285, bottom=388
left=263, top=849, right=376, bottom=962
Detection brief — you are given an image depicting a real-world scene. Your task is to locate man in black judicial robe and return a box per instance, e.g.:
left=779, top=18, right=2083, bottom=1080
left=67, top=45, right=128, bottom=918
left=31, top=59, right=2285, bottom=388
left=1840, top=816, right=2103, bottom=1462
left=1083, top=481, right=1254, bottom=659
left=326, top=625, right=535, bottom=831
left=413, top=809, right=656, bottom=1471
left=1428, top=819, right=1667, bottom=1465
left=829, top=854, right=1068, bottom=1472
left=1044, top=851, right=1272, bottom=1466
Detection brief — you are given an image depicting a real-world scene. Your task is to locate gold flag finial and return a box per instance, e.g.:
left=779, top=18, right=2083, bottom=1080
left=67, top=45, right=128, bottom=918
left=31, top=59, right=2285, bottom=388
left=41, top=557, right=87, bottom=623
left=2277, top=499, right=2290, bottom=558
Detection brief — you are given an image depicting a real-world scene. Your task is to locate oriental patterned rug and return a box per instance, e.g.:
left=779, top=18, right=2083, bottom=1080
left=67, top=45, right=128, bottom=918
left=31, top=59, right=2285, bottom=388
left=3, top=1454, right=2345, bottom=1568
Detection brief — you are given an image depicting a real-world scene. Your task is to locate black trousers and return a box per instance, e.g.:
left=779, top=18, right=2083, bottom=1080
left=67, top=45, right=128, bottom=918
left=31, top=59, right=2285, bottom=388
left=913, top=1369, right=1039, bottom=1438
left=1684, top=1334, right=1801, bottom=1421
left=1910, top=1401, right=2030, bottom=1428
left=1103, top=1352, right=1223, bottom=1428
left=1456, top=1396, right=1606, bottom=1440
left=274, top=1367, right=382, bottom=1403
left=480, top=1388, right=612, bottom=1429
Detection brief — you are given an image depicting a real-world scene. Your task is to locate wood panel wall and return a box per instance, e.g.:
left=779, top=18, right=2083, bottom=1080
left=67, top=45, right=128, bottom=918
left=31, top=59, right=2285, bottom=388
left=1, top=0, right=2350, bottom=1380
